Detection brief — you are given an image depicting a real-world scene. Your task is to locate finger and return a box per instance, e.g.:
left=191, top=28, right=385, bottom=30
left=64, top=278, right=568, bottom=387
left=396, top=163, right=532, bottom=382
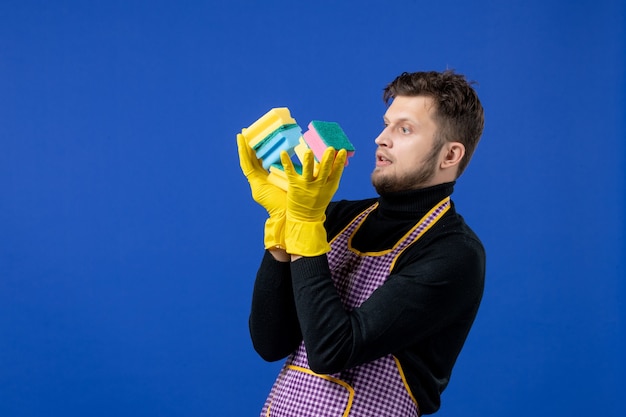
left=238, top=133, right=266, bottom=176
left=328, top=148, right=347, bottom=184
left=236, top=134, right=254, bottom=175
left=317, top=147, right=336, bottom=181
left=280, top=150, right=295, bottom=177
left=302, top=150, right=314, bottom=181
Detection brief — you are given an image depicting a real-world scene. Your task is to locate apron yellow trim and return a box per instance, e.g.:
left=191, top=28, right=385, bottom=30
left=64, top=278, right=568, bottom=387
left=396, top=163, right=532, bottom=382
left=348, top=196, right=450, bottom=256
left=344, top=197, right=450, bottom=259
left=268, top=360, right=417, bottom=416
left=389, top=197, right=450, bottom=272
left=329, top=202, right=379, bottom=246
left=393, top=355, right=419, bottom=407
left=283, top=365, right=355, bottom=417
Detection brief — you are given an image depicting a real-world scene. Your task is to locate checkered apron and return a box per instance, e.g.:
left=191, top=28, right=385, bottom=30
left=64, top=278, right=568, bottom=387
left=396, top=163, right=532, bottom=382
left=261, top=197, right=451, bottom=417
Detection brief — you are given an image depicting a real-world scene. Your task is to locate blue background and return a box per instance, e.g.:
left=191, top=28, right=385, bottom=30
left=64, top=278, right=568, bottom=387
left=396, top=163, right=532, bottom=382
left=1, top=0, right=624, bottom=416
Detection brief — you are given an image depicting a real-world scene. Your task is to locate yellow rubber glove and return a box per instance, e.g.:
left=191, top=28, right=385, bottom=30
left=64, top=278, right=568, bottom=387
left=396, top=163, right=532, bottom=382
left=237, top=134, right=287, bottom=249
left=281, top=147, right=347, bottom=256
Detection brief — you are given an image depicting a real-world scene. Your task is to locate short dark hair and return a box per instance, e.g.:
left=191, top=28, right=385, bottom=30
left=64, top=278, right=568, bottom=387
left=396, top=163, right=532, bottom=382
left=383, top=70, right=485, bottom=177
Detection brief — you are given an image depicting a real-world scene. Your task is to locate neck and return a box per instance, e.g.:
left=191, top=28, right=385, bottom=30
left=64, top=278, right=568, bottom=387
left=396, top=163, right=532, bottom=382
left=376, top=182, right=455, bottom=219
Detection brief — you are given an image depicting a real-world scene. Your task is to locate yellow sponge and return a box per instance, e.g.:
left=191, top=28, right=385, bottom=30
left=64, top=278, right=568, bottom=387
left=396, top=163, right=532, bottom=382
left=266, top=161, right=308, bottom=191
left=267, top=165, right=289, bottom=191
left=241, top=108, right=297, bottom=149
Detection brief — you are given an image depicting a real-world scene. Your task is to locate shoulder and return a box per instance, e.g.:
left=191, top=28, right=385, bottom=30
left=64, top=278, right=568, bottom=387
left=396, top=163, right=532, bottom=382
left=426, top=200, right=484, bottom=253
left=393, top=209, right=486, bottom=288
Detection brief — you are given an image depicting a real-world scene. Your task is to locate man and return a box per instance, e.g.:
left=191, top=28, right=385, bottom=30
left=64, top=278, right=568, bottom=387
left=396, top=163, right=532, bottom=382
left=237, top=70, right=485, bottom=416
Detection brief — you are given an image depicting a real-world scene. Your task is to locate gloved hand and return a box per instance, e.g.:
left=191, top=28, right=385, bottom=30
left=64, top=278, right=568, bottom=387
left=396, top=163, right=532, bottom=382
left=237, top=134, right=287, bottom=249
left=281, top=147, right=347, bottom=256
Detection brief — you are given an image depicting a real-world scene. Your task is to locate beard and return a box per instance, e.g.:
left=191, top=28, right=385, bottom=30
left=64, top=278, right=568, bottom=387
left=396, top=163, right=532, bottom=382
left=371, top=141, right=443, bottom=194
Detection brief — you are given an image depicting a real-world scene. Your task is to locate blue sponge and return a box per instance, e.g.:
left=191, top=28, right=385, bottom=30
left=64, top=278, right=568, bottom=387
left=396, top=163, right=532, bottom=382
left=253, top=124, right=303, bottom=170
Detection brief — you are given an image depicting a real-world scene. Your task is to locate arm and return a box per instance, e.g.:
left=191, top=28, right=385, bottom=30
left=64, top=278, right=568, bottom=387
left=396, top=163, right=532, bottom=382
left=289, top=234, right=485, bottom=374
left=249, top=250, right=302, bottom=361
left=247, top=202, right=350, bottom=361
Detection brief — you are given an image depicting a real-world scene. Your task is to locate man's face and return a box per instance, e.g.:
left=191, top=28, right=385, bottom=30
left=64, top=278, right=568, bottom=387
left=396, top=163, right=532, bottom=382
left=371, top=95, right=444, bottom=194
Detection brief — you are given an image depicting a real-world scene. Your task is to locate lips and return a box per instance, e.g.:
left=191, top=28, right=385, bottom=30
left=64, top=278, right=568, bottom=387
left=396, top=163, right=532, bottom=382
left=376, top=151, right=392, bottom=167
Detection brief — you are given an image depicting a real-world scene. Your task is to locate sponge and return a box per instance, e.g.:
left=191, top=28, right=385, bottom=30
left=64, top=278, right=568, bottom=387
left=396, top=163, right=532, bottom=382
left=302, top=121, right=355, bottom=165
left=266, top=165, right=289, bottom=191
left=253, top=124, right=302, bottom=170
left=241, top=108, right=296, bottom=149
left=267, top=161, right=303, bottom=191
left=240, top=108, right=355, bottom=191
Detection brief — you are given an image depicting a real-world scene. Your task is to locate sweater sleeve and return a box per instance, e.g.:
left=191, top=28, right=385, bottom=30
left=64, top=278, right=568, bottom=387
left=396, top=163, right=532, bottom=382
left=247, top=201, right=368, bottom=363
left=249, top=251, right=302, bottom=362
left=289, top=233, right=485, bottom=375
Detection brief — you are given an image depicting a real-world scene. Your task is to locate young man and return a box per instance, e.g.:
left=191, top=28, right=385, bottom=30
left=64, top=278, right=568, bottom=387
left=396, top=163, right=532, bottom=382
left=237, top=70, right=485, bottom=416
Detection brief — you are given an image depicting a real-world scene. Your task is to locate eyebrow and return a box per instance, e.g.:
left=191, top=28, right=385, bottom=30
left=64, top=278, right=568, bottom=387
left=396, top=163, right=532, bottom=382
left=384, top=116, right=420, bottom=126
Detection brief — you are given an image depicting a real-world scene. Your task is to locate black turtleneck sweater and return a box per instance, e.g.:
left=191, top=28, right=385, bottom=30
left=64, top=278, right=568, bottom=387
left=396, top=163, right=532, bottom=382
left=249, top=182, right=485, bottom=415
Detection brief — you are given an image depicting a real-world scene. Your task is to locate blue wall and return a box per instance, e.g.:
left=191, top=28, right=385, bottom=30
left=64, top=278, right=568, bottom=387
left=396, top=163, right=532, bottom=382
left=1, top=1, right=624, bottom=415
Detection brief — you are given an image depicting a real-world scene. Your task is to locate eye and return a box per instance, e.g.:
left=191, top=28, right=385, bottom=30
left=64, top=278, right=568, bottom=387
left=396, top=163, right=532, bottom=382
left=400, top=126, right=411, bottom=134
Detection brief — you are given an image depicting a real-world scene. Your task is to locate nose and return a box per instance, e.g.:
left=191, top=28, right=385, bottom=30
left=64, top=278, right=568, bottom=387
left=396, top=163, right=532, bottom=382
left=374, top=127, right=391, bottom=147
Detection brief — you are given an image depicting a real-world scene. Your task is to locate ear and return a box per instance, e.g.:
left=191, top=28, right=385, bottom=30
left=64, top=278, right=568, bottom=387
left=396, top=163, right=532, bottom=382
left=440, top=142, right=465, bottom=169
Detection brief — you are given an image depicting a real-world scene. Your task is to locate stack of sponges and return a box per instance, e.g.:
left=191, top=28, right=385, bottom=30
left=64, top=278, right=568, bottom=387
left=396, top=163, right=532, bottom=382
left=240, top=107, right=355, bottom=190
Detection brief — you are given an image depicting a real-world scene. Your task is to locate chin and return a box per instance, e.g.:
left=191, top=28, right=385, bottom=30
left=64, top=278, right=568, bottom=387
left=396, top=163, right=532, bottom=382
left=372, top=169, right=437, bottom=194
left=371, top=172, right=399, bottom=194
